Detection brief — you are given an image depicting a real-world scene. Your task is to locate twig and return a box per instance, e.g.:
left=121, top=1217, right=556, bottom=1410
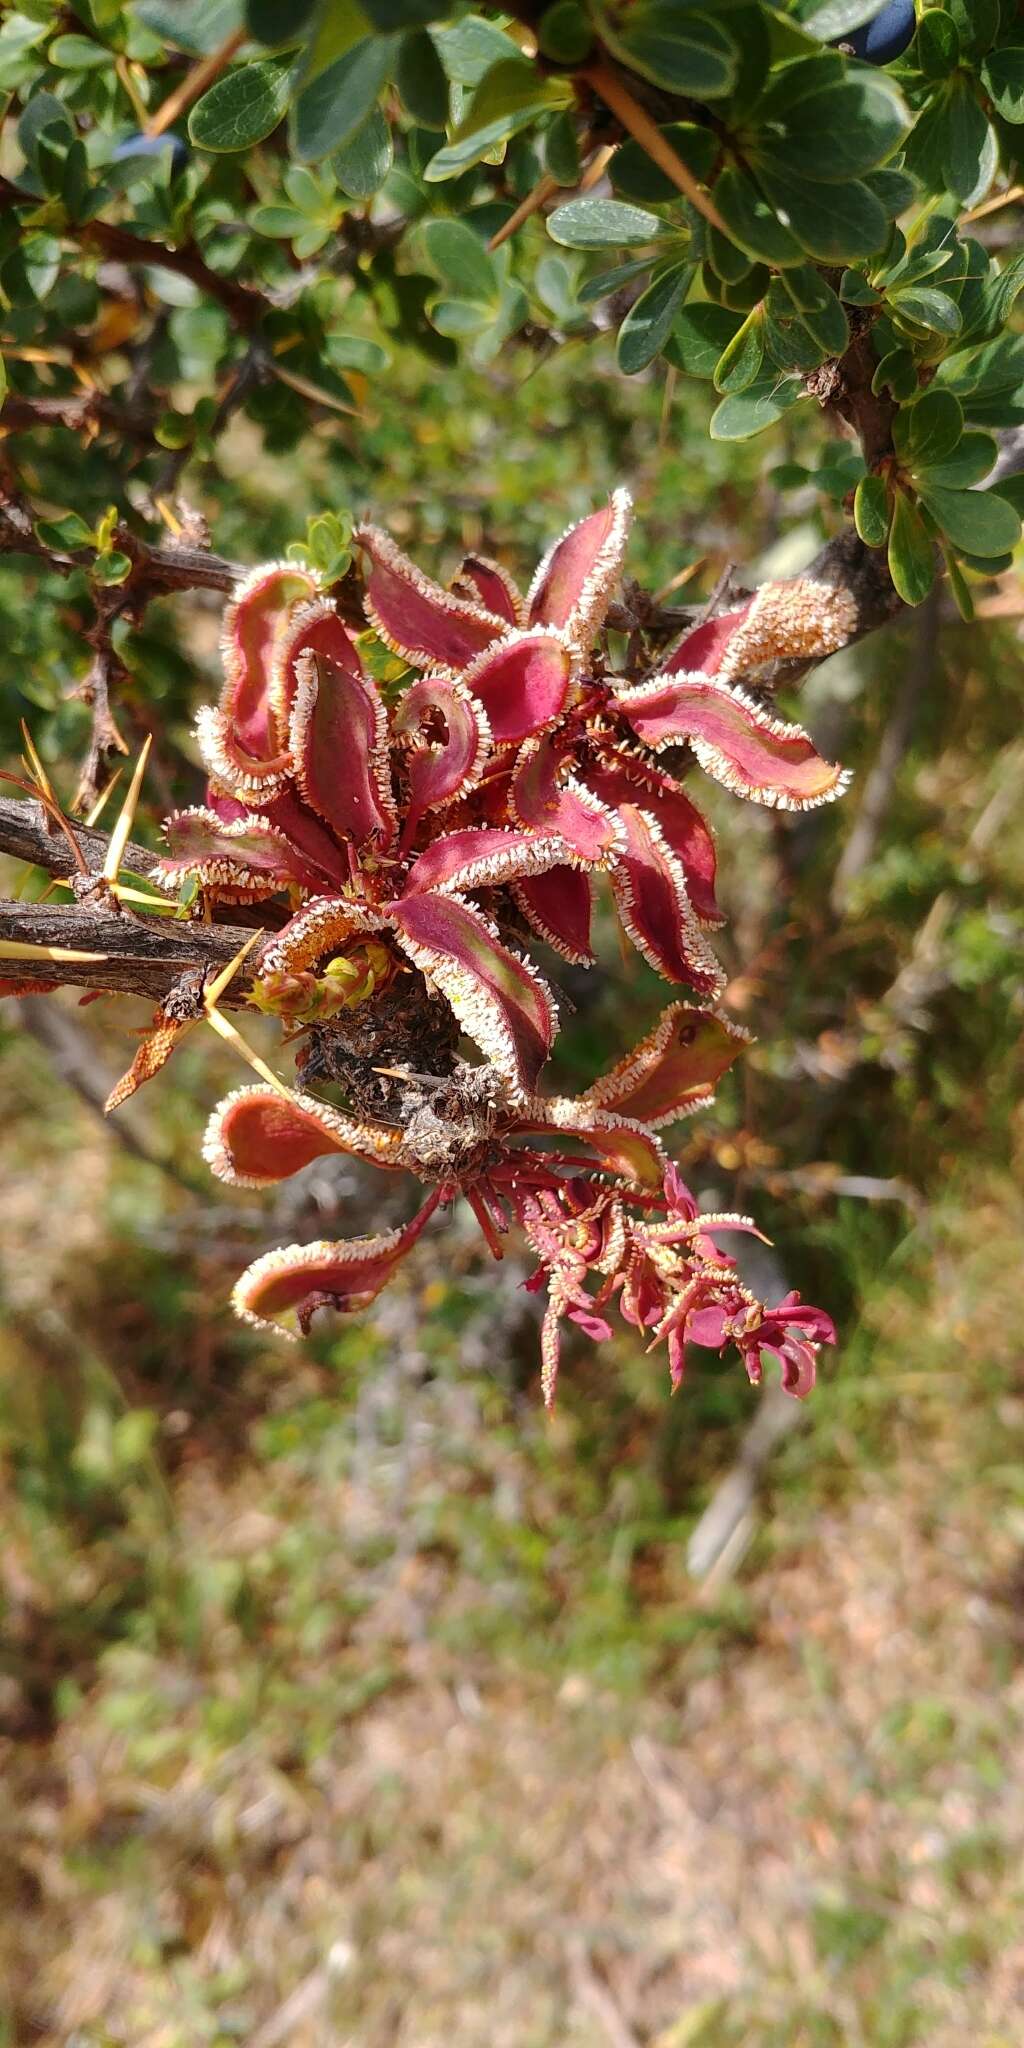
left=0, top=175, right=268, bottom=331
left=0, top=897, right=269, bottom=1004
left=0, top=487, right=242, bottom=595
left=580, top=57, right=727, bottom=234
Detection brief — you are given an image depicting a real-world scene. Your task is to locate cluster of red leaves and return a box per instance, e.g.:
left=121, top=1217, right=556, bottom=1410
left=156, top=496, right=846, bottom=1400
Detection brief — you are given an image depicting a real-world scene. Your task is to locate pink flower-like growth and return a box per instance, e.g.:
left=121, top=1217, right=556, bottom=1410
left=143, top=499, right=845, bottom=1400
left=201, top=1001, right=834, bottom=1402
left=354, top=492, right=855, bottom=972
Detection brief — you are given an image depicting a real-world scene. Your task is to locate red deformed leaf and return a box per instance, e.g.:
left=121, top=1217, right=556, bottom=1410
left=667, top=580, right=857, bottom=684
left=271, top=594, right=367, bottom=725
left=203, top=1085, right=404, bottom=1186
left=513, top=866, right=595, bottom=965
left=511, top=734, right=621, bottom=863
left=517, top=1103, right=665, bottom=1188
left=391, top=891, right=556, bottom=1097
left=195, top=705, right=293, bottom=799
left=260, top=788, right=351, bottom=887
left=356, top=525, right=505, bottom=667
left=450, top=553, right=525, bottom=628
left=615, top=674, right=849, bottom=810
left=219, top=562, right=318, bottom=759
left=260, top=901, right=368, bottom=978
left=610, top=803, right=725, bottom=995
left=662, top=603, right=753, bottom=677
left=400, top=826, right=568, bottom=900
left=586, top=758, right=721, bottom=925
left=288, top=636, right=397, bottom=850
left=151, top=806, right=326, bottom=898
left=582, top=1002, right=750, bottom=1127
left=527, top=488, right=632, bottom=646
left=393, top=675, right=491, bottom=827
left=233, top=1188, right=444, bottom=1336
left=460, top=630, right=574, bottom=744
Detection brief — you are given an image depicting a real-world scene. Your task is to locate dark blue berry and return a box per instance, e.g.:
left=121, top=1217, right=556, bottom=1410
left=839, top=0, right=916, bottom=64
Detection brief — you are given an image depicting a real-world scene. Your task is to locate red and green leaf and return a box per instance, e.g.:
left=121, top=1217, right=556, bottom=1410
left=582, top=1002, right=749, bottom=1126
left=400, top=825, right=569, bottom=900
left=616, top=674, right=849, bottom=810
left=219, top=562, right=318, bottom=759
left=610, top=804, right=725, bottom=995
left=391, top=890, right=557, bottom=1097
left=527, top=488, right=632, bottom=647
left=511, top=734, right=621, bottom=863
left=233, top=1189, right=443, bottom=1336
left=513, top=865, right=595, bottom=964
left=356, top=525, right=505, bottom=668
left=203, top=1085, right=404, bottom=1186
left=151, top=806, right=325, bottom=898
left=460, top=629, right=574, bottom=744
left=288, top=637, right=397, bottom=849
left=393, top=675, right=491, bottom=826
left=450, top=553, right=525, bottom=628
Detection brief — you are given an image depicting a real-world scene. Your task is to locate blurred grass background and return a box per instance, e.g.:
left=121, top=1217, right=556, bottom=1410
left=2, top=329, right=1023, bottom=2046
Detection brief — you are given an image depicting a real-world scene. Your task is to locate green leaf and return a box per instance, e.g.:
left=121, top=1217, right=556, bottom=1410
left=34, top=511, right=95, bottom=551
left=547, top=197, right=670, bottom=250
left=577, top=257, right=653, bottom=305
left=871, top=347, right=917, bottom=401
left=905, top=387, right=963, bottom=466
left=982, top=45, right=1024, bottom=124
left=712, top=305, right=766, bottom=394
left=713, top=167, right=804, bottom=268
left=430, top=15, right=520, bottom=86
left=854, top=474, right=890, bottom=548
left=776, top=268, right=847, bottom=354
left=904, top=76, right=996, bottom=205
left=887, top=490, right=935, bottom=605
left=616, top=261, right=693, bottom=374
left=288, top=0, right=368, bottom=86
left=888, top=286, right=961, bottom=335
left=189, top=57, right=292, bottom=150
left=936, top=334, right=1024, bottom=426
left=422, top=218, right=498, bottom=302
left=665, top=302, right=743, bottom=378
left=395, top=29, right=449, bottom=126
left=291, top=37, right=393, bottom=160
left=423, top=57, right=565, bottom=182
left=428, top=297, right=496, bottom=337
left=799, top=0, right=888, bottom=35
left=759, top=76, right=908, bottom=185
left=595, top=3, right=737, bottom=99
left=332, top=104, right=392, bottom=196
left=945, top=0, right=999, bottom=57
left=957, top=250, right=1024, bottom=348
left=93, top=550, right=133, bottom=586
left=917, top=431, right=997, bottom=488
left=917, top=9, right=960, bottom=77
left=709, top=372, right=804, bottom=440
left=247, top=0, right=319, bottom=42
left=544, top=109, right=581, bottom=186
left=753, top=166, right=888, bottom=263
left=326, top=333, right=390, bottom=373
left=49, top=33, right=112, bottom=69
left=915, top=483, right=1021, bottom=556
left=537, top=1, right=593, bottom=65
